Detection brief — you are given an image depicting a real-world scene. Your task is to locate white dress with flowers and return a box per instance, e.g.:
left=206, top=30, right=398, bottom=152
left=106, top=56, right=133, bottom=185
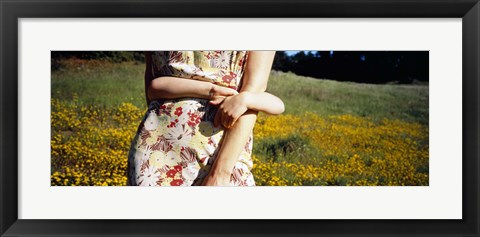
left=127, top=51, right=255, bottom=186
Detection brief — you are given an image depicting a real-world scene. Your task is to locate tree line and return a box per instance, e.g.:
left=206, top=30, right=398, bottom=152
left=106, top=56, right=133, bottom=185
left=273, top=51, right=428, bottom=84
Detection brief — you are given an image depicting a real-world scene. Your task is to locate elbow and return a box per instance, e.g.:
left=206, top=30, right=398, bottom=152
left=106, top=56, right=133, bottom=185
left=266, top=98, right=284, bottom=115
left=146, top=79, right=158, bottom=101
left=276, top=100, right=285, bottom=115
left=147, top=78, right=170, bottom=100
left=146, top=86, right=154, bottom=102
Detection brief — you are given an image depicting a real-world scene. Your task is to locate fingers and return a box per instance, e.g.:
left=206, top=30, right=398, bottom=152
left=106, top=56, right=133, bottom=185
left=216, top=86, right=238, bottom=97
left=214, top=109, right=232, bottom=129
left=210, top=90, right=243, bottom=129
left=214, top=109, right=231, bottom=129
left=220, top=110, right=231, bottom=129
left=230, top=116, right=239, bottom=128
left=222, top=115, right=232, bottom=129
left=223, top=111, right=241, bottom=128
left=222, top=110, right=243, bottom=129
left=214, top=109, right=221, bottom=127
left=209, top=96, right=225, bottom=105
left=214, top=107, right=242, bottom=129
left=222, top=87, right=239, bottom=96
left=229, top=88, right=239, bottom=96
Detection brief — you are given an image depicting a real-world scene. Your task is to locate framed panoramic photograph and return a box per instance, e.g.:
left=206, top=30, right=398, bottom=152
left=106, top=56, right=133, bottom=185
left=1, top=0, right=479, bottom=236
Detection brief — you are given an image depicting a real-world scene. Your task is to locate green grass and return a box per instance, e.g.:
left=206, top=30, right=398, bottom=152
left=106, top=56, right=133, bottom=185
left=52, top=61, right=428, bottom=125
left=266, top=71, right=429, bottom=125
left=52, top=60, right=147, bottom=109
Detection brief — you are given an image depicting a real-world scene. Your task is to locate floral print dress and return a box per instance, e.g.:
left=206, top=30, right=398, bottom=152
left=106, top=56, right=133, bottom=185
left=127, top=51, right=255, bottom=186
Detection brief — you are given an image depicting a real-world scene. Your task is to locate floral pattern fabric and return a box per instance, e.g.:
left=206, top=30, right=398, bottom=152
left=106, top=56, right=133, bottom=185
left=127, top=51, right=255, bottom=186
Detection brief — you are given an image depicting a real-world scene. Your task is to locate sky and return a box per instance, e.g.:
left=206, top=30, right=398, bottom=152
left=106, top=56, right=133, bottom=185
left=284, top=51, right=318, bottom=56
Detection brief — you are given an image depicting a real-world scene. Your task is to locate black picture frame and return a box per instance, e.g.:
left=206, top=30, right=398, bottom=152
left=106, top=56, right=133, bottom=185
left=1, top=0, right=479, bottom=236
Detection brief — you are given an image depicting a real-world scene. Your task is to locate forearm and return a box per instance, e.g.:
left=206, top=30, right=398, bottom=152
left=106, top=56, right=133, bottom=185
left=245, top=92, right=285, bottom=115
left=210, top=75, right=267, bottom=177
left=210, top=110, right=258, bottom=177
left=147, top=76, right=213, bottom=100
left=209, top=90, right=262, bottom=178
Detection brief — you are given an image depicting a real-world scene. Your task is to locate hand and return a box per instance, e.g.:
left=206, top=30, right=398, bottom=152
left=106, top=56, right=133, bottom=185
left=201, top=173, right=231, bottom=186
left=209, top=84, right=238, bottom=100
left=211, top=92, right=252, bottom=129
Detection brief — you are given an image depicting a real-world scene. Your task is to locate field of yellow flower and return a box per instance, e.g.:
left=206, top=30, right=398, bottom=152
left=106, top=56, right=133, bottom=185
left=51, top=97, right=428, bottom=186
left=51, top=98, right=142, bottom=186
left=253, top=113, right=428, bottom=186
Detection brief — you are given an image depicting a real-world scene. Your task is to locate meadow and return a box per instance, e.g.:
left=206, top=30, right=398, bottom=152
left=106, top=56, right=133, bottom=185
left=51, top=59, right=429, bottom=186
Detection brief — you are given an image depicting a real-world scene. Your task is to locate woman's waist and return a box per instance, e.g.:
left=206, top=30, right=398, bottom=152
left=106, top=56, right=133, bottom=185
left=149, top=97, right=210, bottom=107
left=148, top=97, right=218, bottom=122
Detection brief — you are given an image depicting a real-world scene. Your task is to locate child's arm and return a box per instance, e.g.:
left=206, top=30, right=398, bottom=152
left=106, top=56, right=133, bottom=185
left=210, top=91, right=284, bottom=129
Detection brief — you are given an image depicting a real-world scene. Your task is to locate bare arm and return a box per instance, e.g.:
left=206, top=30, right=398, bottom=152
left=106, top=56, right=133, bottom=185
left=245, top=92, right=285, bottom=115
left=209, top=91, right=284, bottom=128
left=148, top=76, right=238, bottom=100
left=202, top=51, right=276, bottom=185
left=144, top=51, right=238, bottom=105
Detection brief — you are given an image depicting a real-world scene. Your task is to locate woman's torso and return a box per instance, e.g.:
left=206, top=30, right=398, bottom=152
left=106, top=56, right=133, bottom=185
left=129, top=51, right=254, bottom=186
